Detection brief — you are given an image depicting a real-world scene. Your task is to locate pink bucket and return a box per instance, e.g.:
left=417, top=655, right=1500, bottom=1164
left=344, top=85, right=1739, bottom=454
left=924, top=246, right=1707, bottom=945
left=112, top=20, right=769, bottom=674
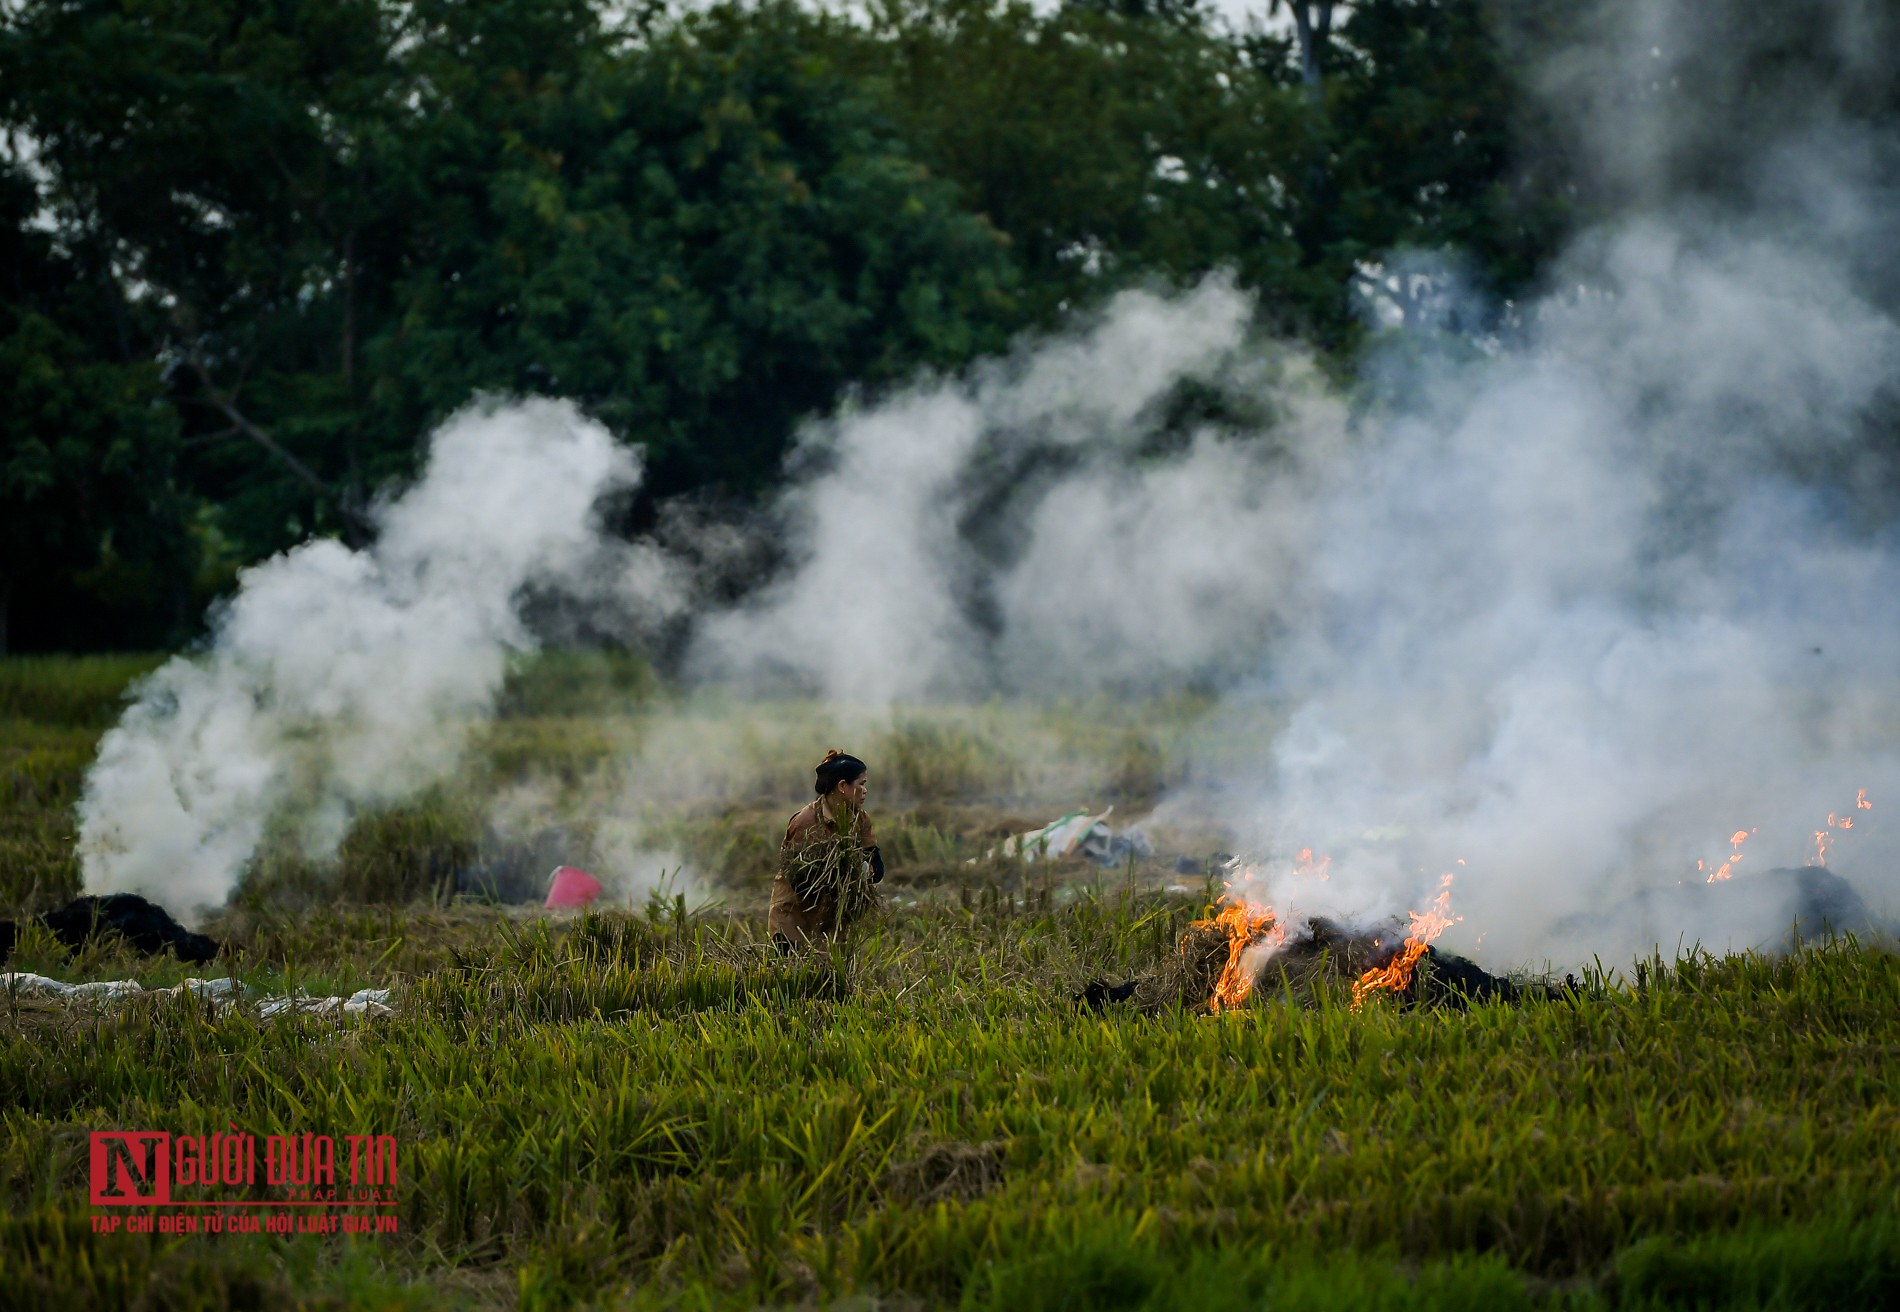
left=544, top=865, right=603, bottom=909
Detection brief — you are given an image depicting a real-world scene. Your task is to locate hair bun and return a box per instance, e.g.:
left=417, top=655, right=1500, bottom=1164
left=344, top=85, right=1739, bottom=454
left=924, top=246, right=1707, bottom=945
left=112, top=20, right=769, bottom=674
left=820, top=748, right=845, bottom=764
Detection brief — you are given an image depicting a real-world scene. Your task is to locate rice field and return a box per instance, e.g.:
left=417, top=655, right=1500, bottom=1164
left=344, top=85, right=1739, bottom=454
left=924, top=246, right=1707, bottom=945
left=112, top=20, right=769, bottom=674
left=2, top=655, right=1897, bottom=1310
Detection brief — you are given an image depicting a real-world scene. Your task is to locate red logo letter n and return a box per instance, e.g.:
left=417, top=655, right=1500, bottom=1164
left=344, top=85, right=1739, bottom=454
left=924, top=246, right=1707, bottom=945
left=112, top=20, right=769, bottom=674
left=90, top=1132, right=170, bottom=1205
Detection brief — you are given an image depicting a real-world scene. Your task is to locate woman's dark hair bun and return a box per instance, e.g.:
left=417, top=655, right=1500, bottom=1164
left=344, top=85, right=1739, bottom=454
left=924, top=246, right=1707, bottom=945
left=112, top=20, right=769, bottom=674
left=814, top=750, right=867, bottom=795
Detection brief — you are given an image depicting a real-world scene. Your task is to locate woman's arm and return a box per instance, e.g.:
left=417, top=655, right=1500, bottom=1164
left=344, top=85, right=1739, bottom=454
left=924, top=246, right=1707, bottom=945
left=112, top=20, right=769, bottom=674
left=857, top=812, right=883, bottom=883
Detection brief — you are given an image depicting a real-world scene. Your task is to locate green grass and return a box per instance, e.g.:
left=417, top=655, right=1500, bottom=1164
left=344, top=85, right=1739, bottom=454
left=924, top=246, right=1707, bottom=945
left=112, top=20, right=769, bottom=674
left=3, top=655, right=1898, bottom=1309
left=0, top=653, right=169, bottom=730
left=3, top=903, right=1897, bottom=1309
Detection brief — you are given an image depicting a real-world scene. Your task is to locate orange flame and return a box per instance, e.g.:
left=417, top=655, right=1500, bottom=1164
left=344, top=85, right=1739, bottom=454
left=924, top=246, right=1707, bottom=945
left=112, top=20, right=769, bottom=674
left=1706, top=829, right=1750, bottom=883
left=1189, top=898, right=1284, bottom=1012
left=1809, top=791, right=1870, bottom=867
left=1294, top=848, right=1332, bottom=880
left=1351, top=873, right=1460, bottom=1010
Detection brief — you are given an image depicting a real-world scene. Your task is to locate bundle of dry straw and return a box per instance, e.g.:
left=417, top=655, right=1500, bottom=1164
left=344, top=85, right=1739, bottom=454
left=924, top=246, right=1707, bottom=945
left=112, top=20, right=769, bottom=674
left=781, top=807, right=880, bottom=923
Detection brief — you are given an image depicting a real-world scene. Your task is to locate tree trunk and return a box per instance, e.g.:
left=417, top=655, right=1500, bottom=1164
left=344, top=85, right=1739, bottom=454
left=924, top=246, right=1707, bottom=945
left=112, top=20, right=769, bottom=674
left=341, top=226, right=358, bottom=395
left=1289, top=1, right=1336, bottom=105
left=1285, top=0, right=1338, bottom=267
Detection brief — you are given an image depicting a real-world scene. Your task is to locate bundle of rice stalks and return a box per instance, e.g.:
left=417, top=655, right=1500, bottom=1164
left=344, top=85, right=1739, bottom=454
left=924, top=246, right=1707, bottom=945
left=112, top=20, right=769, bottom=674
left=1162, top=919, right=1239, bottom=1010
left=781, top=810, right=879, bottom=923
left=881, top=1137, right=1007, bottom=1206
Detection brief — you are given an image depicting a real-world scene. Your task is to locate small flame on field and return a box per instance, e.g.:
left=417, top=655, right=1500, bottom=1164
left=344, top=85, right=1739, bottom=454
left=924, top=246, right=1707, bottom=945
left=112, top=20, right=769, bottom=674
left=1351, top=872, right=1461, bottom=1010
left=1809, top=789, right=1871, bottom=867
left=1701, top=790, right=1871, bottom=879
left=1190, top=897, right=1284, bottom=1012
left=1706, top=829, right=1751, bottom=883
left=1295, top=848, right=1332, bottom=880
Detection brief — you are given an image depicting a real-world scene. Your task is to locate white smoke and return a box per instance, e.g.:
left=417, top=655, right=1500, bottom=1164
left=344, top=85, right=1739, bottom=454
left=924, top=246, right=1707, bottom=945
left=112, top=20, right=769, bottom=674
left=682, top=4, right=1900, bottom=967
left=692, top=277, right=1269, bottom=703
left=1194, top=0, right=1900, bottom=966
left=699, top=233, right=1900, bottom=965
left=1207, top=217, right=1900, bottom=967
left=78, top=399, right=674, bottom=912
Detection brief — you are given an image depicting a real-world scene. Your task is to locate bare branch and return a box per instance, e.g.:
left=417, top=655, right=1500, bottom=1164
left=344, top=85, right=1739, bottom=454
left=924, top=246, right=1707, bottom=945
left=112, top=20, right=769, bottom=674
left=179, top=423, right=242, bottom=449
left=183, top=354, right=372, bottom=530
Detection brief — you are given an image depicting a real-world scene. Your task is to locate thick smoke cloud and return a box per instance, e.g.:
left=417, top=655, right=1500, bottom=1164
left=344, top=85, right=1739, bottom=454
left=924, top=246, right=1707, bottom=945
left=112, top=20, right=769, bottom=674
left=684, top=0, right=1900, bottom=965
left=1211, top=219, right=1900, bottom=967
left=691, top=218, right=1900, bottom=966
left=1206, top=0, right=1900, bottom=965
left=692, top=278, right=1278, bottom=703
left=78, top=400, right=676, bottom=911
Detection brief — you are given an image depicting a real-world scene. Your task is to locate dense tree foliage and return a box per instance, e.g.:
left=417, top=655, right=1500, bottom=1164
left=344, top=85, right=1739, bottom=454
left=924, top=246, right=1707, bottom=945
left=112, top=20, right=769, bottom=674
left=0, top=0, right=1604, bottom=650
left=0, top=159, right=187, bottom=653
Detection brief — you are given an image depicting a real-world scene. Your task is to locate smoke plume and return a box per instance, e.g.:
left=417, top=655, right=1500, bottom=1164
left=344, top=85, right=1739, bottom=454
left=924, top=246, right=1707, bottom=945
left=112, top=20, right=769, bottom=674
left=683, top=0, right=1900, bottom=965
left=692, top=277, right=1285, bottom=703
left=691, top=224, right=1900, bottom=964
left=77, top=400, right=672, bottom=911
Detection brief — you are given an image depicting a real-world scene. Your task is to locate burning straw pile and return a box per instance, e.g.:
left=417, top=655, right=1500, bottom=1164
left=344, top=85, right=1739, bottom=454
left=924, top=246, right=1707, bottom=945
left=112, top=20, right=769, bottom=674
left=1167, top=875, right=1533, bottom=1012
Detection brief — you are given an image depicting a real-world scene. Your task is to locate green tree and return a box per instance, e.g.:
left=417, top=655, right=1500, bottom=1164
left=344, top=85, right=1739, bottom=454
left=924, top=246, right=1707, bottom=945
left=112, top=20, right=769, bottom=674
left=1329, top=0, right=1573, bottom=307
left=2, top=0, right=1023, bottom=563
left=0, top=0, right=421, bottom=558
left=867, top=0, right=1311, bottom=328
left=0, top=160, right=185, bottom=653
left=378, top=0, right=1019, bottom=498
left=0, top=0, right=1623, bottom=652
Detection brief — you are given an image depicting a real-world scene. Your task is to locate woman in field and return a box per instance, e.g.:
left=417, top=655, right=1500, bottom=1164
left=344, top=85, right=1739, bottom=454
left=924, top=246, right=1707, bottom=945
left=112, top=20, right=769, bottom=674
left=770, top=749, right=884, bottom=949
